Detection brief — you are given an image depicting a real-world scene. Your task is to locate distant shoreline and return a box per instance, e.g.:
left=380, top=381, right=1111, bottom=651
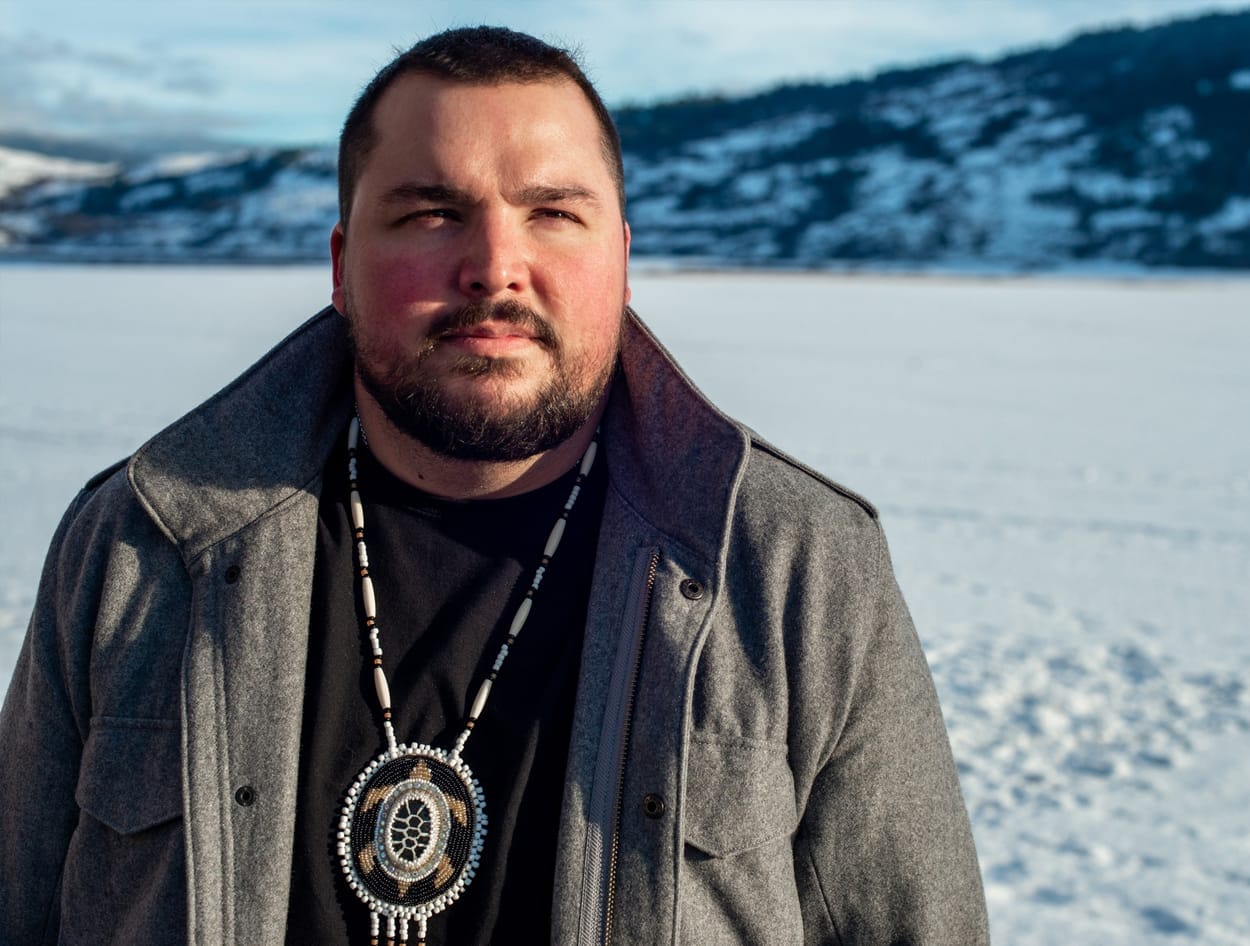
left=2, top=254, right=1248, bottom=285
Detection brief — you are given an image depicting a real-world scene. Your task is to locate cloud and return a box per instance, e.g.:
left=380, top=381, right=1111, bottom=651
left=40, top=86, right=243, bottom=137
left=5, top=0, right=1246, bottom=148
left=0, top=31, right=228, bottom=141
left=542, top=0, right=1250, bottom=104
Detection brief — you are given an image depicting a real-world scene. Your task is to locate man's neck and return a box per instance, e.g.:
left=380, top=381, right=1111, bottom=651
left=352, top=384, right=604, bottom=500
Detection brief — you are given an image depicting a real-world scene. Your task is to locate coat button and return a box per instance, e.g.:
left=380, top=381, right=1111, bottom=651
left=234, top=785, right=257, bottom=806
left=224, top=565, right=241, bottom=584
left=642, top=793, right=666, bottom=819
left=679, top=578, right=704, bottom=600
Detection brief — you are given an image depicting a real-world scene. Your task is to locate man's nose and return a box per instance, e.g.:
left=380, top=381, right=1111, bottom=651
left=458, top=214, right=528, bottom=297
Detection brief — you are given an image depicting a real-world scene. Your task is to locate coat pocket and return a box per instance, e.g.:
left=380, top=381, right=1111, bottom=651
left=59, top=717, right=186, bottom=944
left=679, top=737, right=803, bottom=944
left=74, top=716, right=182, bottom=833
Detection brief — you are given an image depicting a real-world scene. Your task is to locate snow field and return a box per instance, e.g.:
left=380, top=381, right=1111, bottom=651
left=1, top=266, right=1247, bottom=943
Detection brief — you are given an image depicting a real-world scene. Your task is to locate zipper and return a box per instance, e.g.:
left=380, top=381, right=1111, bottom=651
left=602, top=548, right=659, bottom=946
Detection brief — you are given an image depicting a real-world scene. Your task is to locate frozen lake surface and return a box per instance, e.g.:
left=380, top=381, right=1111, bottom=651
left=1, top=265, right=1248, bottom=943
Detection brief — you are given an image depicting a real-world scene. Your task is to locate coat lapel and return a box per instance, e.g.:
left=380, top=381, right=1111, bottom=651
left=128, top=308, right=352, bottom=943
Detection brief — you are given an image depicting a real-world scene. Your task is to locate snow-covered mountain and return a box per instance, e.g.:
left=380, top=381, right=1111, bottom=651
left=2, top=10, right=1247, bottom=269
left=0, top=147, right=339, bottom=260
left=0, top=147, right=118, bottom=203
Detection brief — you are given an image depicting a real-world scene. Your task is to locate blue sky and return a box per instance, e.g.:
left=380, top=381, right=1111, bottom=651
left=2, top=0, right=1245, bottom=147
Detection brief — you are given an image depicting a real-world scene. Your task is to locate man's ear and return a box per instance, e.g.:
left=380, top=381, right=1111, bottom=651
left=623, top=221, right=632, bottom=305
left=330, top=221, right=347, bottom=315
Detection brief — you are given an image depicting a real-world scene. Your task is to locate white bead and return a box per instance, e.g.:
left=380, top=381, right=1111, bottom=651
left=532, top=565, right=546, bottom=589
left=350, top=489, right=365, bottom=531
left=469, top=678, right=493, bottom=720
left=564, top=484, right=581, bottom=511
left=361, top=575, right=376, bottom=618
left=348, top=417, right=361, bottom=448
left=543, top=518, right=567, bottom=558
left=492, top=644, right=509, bottom=672
left=508, top=598, right=533, bottom=638
left=374, top=667, right=391, bottom=709
left=357, top=542, right=369, bottom=567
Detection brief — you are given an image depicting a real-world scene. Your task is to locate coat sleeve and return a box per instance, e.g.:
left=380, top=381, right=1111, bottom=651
left=0, top=486, right=100, bottom=945
left=792, top=521, right=990, bottom=945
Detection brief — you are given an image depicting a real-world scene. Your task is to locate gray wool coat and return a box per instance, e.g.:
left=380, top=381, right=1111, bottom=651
left=0, top=308, right=989, bottom=945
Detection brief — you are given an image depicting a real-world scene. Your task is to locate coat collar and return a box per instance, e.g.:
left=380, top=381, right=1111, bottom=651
left=127, top=308, right=354, bottom=564
left=128, top=306, right=750, bottom=568
left=605, top=310, right=750, bottom=567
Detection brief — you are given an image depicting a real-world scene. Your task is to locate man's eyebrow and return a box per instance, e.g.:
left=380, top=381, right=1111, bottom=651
left=378, top=183, right=473, bottom=206
left=377, top=182, right=602, bottom=208
left=515, top=184, right=600, bottom=205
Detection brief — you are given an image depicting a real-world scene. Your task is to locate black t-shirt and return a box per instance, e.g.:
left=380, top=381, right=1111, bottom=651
left=285, top=433, right=606, bottom=944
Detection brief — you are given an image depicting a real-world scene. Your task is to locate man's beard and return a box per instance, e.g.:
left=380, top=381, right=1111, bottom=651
left=347, top=297, right=618, bottom=462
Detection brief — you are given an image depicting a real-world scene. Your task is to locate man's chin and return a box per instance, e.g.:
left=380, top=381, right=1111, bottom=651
left=447, top=355, right=535, bottom=385
left=360, top=375, right=597, bottom=463
left=430, top=368, right=548, bottom=412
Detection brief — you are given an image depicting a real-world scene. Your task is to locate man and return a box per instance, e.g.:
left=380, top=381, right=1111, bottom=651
left=0, top=26, right=988, bottom=946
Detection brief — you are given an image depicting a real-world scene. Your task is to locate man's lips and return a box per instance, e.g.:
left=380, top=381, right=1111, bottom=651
left=427, top=299, right=558, bottom=351
left=437, top=324, right=540, bottom=355
left=441, top=323, right=537, bottom=340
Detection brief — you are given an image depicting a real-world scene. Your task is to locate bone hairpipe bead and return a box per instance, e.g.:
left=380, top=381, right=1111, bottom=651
left=543, top=518, right=567, bottom=559
left=469, top=679, right=493, bottom=721
left=350, top=490, right=365, bottom=531
left=580, top=440, right=598, bottom=476
left=508, top=598, right=533, bottom=638
left=373, top=666, right=391, bottom=710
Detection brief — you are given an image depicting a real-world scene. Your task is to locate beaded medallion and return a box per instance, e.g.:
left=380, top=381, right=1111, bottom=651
left=339, top=744, right=486, bottom=925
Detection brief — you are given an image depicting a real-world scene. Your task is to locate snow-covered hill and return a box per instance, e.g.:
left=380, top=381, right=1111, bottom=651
left=0, top=146, right=116, bottom=199
left=0, top=146, right=338, bottom=260
left=1, top=10, right=1247, bottom=269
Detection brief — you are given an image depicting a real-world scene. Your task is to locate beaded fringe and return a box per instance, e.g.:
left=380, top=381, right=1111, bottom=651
left=368, top=910, right=423, bottom=945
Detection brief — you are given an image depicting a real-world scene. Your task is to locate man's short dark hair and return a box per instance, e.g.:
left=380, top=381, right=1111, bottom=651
left=337, top=26, right=625, bottom=224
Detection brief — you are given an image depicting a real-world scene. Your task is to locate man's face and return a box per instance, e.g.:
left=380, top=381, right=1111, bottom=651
left=332, top=74, right=631, bottom=461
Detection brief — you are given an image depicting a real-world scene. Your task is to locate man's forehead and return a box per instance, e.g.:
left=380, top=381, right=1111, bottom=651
left=362, top=74, right=613, bottom=195
left=374, top=72, right=593, bottom=125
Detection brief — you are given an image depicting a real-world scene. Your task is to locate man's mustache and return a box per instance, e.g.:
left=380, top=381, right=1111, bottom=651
left=429, top=299, right=559, bottom=349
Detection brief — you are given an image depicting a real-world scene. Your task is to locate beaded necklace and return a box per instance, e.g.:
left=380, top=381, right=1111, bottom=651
left=336, top=416, right=599, bottom=946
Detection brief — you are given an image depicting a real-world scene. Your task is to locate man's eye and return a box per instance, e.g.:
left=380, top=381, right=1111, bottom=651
left=536, top=209, right=577, bottom=222
left=398, top=209, right=456, bottom=225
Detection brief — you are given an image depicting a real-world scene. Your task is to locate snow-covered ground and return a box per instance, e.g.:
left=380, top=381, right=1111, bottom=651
left=1, top=266, right=1247, bottom=943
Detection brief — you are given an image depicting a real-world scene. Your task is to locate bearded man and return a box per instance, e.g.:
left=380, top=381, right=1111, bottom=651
left=0, top=26, right=989, bottom=946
